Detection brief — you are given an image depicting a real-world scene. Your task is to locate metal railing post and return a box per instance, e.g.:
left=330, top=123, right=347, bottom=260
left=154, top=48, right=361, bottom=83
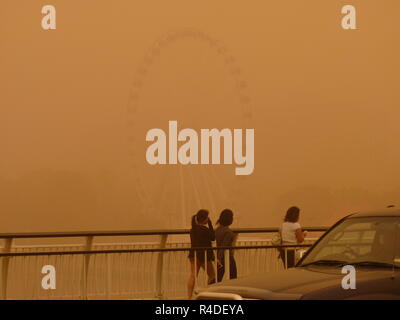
left=284, top=248, right=288, bottom=269
left=1, top=238, right=13, bottom=300
left=155, top=234, right=168, bottom=299
left=81, top=236, right=93, bottom=300
left=106, top=254, right=112, bottom=300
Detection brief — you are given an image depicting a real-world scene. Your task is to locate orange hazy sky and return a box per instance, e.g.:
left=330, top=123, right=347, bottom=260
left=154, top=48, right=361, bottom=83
left=0, top=1, right=399, bottom=232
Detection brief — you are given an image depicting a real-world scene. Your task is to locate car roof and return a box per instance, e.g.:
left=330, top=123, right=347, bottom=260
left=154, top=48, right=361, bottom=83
left=348, top=208, right=400, bottom=218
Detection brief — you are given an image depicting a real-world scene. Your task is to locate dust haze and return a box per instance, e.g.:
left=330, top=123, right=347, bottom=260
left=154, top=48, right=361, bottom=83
left=1, top=1, right=399, bottom=232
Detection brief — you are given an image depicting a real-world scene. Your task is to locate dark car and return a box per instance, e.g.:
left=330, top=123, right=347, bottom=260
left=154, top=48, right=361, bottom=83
left=195, top=208, right=400, bottom=300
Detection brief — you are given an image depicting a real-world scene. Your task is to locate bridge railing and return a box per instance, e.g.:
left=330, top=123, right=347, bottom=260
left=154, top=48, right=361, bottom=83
left=0, top=227, right=328, bottom=300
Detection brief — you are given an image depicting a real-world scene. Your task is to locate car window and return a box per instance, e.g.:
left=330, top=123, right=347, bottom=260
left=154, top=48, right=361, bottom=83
left=300, top=217, right=400, bottom=266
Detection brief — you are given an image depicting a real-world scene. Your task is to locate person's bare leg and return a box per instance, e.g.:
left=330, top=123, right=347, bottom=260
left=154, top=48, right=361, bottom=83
left=187, top=275, right=195, bottom=299
left=206, top=261, right=216, bottom=284
left=187, top=259, right=202, bottom=299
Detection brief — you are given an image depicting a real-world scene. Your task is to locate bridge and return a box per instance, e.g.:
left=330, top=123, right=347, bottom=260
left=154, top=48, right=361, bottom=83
left=0, top=227, right=328, bottom=300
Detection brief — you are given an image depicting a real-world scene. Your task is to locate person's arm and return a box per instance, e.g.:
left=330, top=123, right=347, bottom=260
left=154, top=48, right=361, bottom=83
left=295, top=228, right=305, bottom=243
left=217, top=230, right=234, bottom=262
left=222, top=230, right=234, bottom=247
left=189, top=231, right=193, bottom=246
left=208, top=220, right=215, bottom=241
left=217, top=246, right=224, bottom=264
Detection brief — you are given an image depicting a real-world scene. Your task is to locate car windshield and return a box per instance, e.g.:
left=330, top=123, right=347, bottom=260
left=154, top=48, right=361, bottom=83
left=299, top=217, right=400, bottom=267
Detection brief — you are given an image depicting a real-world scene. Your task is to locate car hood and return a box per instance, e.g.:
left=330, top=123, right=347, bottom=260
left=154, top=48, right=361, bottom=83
left=199, top=266, right=394, bottom=299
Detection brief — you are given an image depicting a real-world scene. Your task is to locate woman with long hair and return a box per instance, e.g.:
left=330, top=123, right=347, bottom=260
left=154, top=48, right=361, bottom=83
left=215, top=209, right=237, bottom=282
left=280, top=206, right=307, bottom=268
left=187, top=209, right=216, bottom=299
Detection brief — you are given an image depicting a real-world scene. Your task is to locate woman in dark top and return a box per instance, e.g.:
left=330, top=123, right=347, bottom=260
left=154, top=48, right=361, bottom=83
left=215, top=209, right=237, bottom=282
left=187, top=209, right=216, bottom=299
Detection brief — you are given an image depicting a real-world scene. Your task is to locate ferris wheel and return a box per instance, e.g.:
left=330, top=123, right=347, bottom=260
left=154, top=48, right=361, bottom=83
left=126, top=28, right=253, bottom=228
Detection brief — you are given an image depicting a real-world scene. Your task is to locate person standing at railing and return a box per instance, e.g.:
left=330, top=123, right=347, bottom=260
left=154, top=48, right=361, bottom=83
left=215, top=209, right=237, bottom=282
left=280, top=206, right=307, bottom=268
left=187, top=209, right=216, bottom=299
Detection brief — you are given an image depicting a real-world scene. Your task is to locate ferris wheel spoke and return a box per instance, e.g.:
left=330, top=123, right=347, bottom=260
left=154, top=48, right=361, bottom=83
left=209, top=164, right=230, bottom=205
left=188, top=166, right=202, bottom=210
left=199, top=165, right=217, bottom=215
left=178, top=164, right=187, bottom=227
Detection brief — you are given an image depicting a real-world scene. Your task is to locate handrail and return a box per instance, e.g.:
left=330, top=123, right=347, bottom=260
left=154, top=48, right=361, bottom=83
left=0, top=226, right=328, bottom=239
left=0, top=244, right=313, bottom=257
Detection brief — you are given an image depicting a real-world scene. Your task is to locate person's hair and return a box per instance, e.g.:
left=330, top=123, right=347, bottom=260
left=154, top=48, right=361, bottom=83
left=191, top=209, right=209, bottom=228
left=217, top=209, right=233, bottom=227
left=284, top=206, right=300, bottom=223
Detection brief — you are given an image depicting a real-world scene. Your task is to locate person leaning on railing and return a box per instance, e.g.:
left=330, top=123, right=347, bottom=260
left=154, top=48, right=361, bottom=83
left=280, top=206, right=307, bottom=268
left=215, top=209, right=237, bottom=282
left=187, top=209, right=216, bottom=299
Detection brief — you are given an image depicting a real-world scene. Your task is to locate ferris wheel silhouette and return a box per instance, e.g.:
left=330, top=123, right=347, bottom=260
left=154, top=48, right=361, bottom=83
left=126, top=28, right=253, bottom=228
